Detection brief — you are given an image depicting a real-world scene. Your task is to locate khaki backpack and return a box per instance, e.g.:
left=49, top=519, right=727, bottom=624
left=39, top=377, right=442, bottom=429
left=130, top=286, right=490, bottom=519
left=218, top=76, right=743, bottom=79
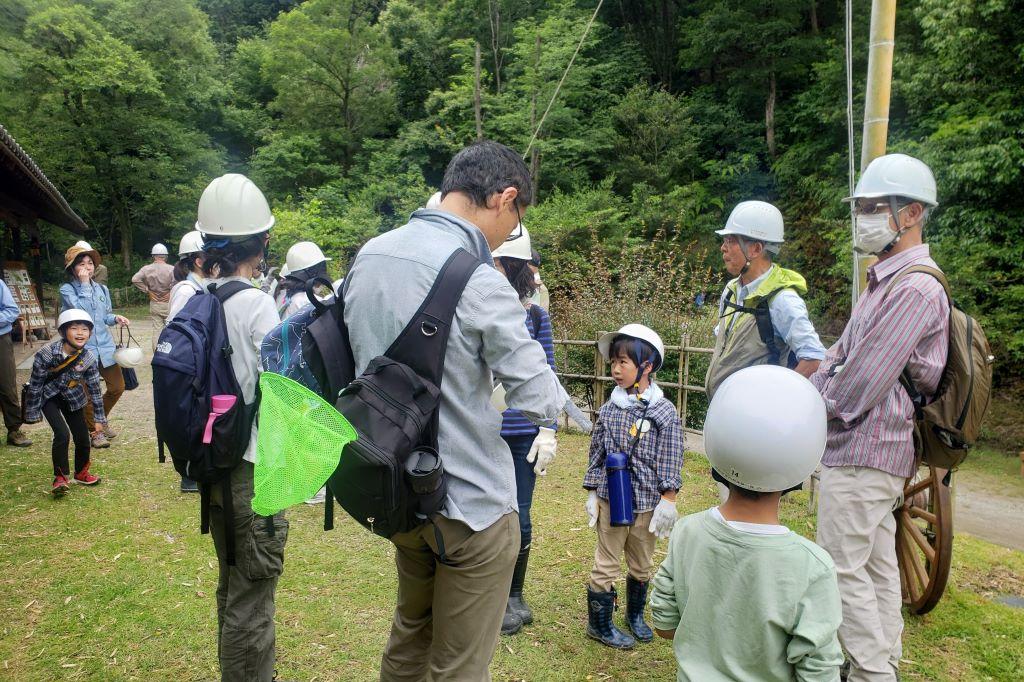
left=884, top=265, right=994, bottom=469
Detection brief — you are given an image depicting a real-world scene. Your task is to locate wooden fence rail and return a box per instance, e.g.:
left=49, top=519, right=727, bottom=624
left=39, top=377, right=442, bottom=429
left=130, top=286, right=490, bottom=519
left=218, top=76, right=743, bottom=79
left=552, top=331, right=713, bottom=437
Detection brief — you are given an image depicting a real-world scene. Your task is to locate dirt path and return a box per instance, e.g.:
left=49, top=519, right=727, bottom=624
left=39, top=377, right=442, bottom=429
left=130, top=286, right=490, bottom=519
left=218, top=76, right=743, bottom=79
left=955, top=480, right=1024, bottom=552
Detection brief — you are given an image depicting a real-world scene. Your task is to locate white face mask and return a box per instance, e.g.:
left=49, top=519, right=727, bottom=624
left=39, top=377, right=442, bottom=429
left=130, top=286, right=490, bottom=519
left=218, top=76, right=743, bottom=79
left=853, top=213, right=897, bottom=255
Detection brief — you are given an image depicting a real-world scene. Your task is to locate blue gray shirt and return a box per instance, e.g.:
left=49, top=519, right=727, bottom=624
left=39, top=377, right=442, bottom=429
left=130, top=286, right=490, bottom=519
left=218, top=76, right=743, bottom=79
left=344, top=209, right=569, bottom=531
left=60, top=281, right=118, bottom=368
left=715, top=268, right=826, bottom=361
left=0, top=279, right=21, bottom=336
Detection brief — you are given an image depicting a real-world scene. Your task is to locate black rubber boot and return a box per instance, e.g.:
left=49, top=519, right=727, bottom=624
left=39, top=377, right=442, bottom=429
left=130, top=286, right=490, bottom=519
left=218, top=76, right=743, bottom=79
left=180, top=476, right=199, bottom=493
left=586, top=587, right=636, bottom=649
left=501, top=601, right=523, bottom=635
left=626, top=575, right=654, bottom=642
left=508, top=546, right=533, bottom=625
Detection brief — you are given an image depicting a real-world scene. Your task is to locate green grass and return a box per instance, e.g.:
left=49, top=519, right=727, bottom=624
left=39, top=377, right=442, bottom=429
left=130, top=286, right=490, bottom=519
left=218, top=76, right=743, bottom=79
left=1, top=423, right=1022, bottom=680
left=955, top=447, right=1024, bottom=499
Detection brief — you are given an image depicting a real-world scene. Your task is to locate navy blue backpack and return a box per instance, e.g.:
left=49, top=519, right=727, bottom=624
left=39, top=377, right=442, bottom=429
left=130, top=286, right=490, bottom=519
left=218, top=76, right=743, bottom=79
left=152, top=280, right=256, bottom=564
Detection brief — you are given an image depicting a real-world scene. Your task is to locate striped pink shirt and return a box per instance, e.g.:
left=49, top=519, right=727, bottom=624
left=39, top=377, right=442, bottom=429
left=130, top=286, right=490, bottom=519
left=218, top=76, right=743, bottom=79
left=811, top=244, right=949, bottom=478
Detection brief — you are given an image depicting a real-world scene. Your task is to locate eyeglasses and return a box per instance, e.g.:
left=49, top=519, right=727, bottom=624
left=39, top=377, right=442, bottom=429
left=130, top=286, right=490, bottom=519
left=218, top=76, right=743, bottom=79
left=506, top=203, right=524, bottom=242
left=854, top=201, right=893, bottom=215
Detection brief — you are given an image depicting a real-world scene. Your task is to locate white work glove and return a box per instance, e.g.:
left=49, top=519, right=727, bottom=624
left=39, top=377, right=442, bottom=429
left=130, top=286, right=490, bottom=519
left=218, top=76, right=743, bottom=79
left=526, top=427, right=557, bottom=475
left=648, top=497, right=679, bottom=539
left=585, top=490, right=599, bottom=528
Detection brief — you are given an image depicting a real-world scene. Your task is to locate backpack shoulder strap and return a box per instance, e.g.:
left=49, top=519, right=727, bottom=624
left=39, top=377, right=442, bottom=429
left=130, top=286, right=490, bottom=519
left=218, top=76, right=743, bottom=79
left=883, top=264, right=951, bottom=302
left=209, top=280, right=251, bottom=304
left=385, top=248, right=481, bottom=386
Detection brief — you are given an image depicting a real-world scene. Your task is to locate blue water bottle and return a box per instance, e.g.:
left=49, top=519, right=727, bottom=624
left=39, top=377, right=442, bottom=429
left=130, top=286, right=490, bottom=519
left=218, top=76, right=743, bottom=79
left=606, top=452, right=634, bottom=526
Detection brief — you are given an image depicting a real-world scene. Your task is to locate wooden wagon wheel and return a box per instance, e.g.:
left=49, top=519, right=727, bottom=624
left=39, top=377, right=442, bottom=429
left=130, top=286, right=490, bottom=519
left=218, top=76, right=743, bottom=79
left=894, top=464, right=953, bottom=615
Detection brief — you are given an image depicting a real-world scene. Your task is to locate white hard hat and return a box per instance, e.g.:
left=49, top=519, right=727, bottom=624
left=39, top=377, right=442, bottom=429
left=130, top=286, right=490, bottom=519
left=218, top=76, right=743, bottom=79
left=279, top=263, right=291, bottom=278
left=151, top=243, right=169, bottom=256
left=285, top=241, right=331, bottom=272
left=716, top=201, right=785, bottom=243
left=844, top=153, right=938, bottom=207
left=113, top=346, right=145, bottom=368
left=491, top=226, right=532, bottom=260
left=196, top=173, right=275, bottom=237
left=57, top=308, right=94, bottom=332
left=426, top=191, right=442, bottom=209
left=178, top=231, right=205, bottom=257
left=598, top=324, right=666, bottom=372
left=74, top=241, right=93, bottom=250
left=704, top=365, right=826, bottom=493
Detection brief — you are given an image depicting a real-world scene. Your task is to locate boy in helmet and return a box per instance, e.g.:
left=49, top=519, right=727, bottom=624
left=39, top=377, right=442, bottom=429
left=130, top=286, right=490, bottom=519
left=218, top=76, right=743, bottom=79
left=23, top=309, right=107, bottom=495
left=650, top=365, right=843, bottom=681
left=131, top=243, right=175, bottom=338
left=582, top=324, right=683, bottom=650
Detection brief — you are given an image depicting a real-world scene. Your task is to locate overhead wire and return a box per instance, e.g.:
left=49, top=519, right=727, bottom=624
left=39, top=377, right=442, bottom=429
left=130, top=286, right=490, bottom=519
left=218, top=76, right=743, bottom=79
left=845, top=0, right=860, bottom=306
left=522, top=0, right=606, bottom=159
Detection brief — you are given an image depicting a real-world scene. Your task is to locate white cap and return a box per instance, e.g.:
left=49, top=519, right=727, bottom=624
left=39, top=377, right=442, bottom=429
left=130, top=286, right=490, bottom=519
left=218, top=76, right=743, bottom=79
left=196, top=173, right=275, bottom=237
left=57, top=308, right=94, bottom=331
left=844, top=153, right=938, bottom=207
left=704, top=365, right=827, bottom=492
left=178, top=231, right=205, bottom=257
left=598, top=324, right=666, bottom=372
left=491, top=226, right=532, bottom=260
left=426, top=191, right=442, bottom=209
left=151, top=243, right=169, bottom=256
left=716, top=201, right=785, bottom=243
left=285, top=241, right=331, bottom=273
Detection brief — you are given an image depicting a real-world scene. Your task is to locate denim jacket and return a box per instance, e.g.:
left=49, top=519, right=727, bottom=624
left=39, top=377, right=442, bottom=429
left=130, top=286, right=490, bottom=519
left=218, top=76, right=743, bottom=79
left=60, top=281, right=117, bottom=368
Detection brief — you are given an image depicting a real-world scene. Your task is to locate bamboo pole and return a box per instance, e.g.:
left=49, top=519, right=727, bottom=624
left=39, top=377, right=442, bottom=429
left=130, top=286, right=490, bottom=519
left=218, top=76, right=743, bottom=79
left=854, top=0, right=897, bottom=299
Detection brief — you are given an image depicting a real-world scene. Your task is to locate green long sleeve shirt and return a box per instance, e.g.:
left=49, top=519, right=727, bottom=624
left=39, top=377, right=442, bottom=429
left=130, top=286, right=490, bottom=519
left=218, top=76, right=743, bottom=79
left=649, top=509, right=843, bottom=681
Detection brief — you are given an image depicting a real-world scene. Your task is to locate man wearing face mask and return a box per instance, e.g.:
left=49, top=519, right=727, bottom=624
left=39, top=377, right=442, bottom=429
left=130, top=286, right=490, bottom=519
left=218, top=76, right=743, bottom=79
left=811, top=154, right=949, bottom=682
left=705, top=200, right=826, bottom=401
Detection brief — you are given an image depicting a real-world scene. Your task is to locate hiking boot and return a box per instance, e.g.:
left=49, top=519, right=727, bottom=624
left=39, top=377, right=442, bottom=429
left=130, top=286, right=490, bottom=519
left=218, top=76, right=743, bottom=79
left=91, top=432, right=110, bottom=449
left=102, top=423, right=118, bottom=439
left=180, top=476, right=199, bottom=493
left=586, top=587, right=635, bottom=649
left=625, top=575, right=654, bottom=642
left=52, top=474, right=70, bottom=496
left=501, top=601, right=524, bottom=635
left=7, top=430, right=32, bottom=447
left=73, top=464, right=100, bottom=486
left=508, top=546, right=533, bottom=625
left=304, top=487, right=326, bottom=505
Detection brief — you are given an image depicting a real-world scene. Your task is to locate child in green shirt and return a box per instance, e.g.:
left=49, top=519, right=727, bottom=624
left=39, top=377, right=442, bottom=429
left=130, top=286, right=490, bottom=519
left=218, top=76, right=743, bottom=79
left=649, top=365, right=843, bottom=681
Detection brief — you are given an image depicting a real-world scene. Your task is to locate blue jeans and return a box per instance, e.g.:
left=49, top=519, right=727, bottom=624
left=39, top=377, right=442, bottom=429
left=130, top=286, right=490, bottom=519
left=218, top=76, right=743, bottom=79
left=505, top=433, right=538, bottom=549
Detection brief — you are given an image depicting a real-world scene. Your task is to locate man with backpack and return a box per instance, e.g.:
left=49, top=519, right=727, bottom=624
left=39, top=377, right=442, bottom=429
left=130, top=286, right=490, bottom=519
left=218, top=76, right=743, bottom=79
left=812, top=154, right=949, bottom=682
left=704, top=200, right=826, bottom=400
left=153, top=173, right=285, bottom=682
left=343, top=140, right=572, bottom=680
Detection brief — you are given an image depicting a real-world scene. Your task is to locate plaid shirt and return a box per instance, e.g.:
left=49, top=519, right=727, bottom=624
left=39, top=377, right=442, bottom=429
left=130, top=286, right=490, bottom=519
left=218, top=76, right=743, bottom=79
left=24, top=340, right=106, bottom=424
left=583, top=395, right=684, bottom=513
left=811, top=245, right=949, bottom=478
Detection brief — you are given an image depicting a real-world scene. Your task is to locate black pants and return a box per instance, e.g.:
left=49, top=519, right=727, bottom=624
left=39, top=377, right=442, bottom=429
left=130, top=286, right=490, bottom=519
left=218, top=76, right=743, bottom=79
left=42, top=398, right=90, bottom=477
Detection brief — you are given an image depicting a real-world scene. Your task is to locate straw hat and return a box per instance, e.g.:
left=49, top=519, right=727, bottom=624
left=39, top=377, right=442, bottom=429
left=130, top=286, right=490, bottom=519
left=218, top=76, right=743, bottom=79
left=64, top=245, right=102, bottom=272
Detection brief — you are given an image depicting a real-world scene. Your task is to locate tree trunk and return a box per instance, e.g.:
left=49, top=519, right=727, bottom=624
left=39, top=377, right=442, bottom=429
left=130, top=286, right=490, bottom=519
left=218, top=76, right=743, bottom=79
left=530, top=33, right=541, bottom=200
left=488, top=0, right=502, bottom=94
left=766, top=70, right=777, bottom=158
left=474, top=42, right=483, bottom=139
left=810, top=0, right=819, bottom=34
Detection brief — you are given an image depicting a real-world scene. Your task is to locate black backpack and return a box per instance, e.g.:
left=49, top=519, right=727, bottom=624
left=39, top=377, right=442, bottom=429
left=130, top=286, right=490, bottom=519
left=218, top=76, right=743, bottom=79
left=721, top=286, right=799, bottom=368
left=274, top=249, right=480, bottom=538
left=151, top=281, right=256, bottom=564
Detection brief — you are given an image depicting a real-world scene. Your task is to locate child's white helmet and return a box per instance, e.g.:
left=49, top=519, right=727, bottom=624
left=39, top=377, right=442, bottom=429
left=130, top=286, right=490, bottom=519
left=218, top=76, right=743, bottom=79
left=178, top=231, right=205, bottom=257
left=57, top=309, right=94, bottom=333
left=704, top=365, right=826, bottom=492
left=285, top=241, right=331, bottom=273
left=598, top=324, right=665, bottom=371
left=491, top=226, right=532, bottom=261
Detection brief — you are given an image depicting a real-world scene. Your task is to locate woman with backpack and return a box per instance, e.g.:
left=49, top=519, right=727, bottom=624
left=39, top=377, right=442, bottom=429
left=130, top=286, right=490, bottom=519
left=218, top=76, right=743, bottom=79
left=166, top=230, right=206, bottom=493
left=492, top=225, right=558, bottom=636
left=275, top=241, right=331, bottom=319
left=59, top=244, right=130, bottom=449
left=194, top=173, right=287, bottom=682
left=23, top=309, right=106, bottom=496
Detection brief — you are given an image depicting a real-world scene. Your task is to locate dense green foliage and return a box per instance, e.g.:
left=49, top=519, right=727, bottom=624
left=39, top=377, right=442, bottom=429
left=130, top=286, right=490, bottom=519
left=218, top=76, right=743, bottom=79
left=1, top=0, right=1021, bottom=376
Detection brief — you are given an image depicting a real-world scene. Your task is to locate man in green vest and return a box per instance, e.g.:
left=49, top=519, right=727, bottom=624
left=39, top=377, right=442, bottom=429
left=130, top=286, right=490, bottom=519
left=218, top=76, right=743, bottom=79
left=705, top=200, right=825, bottom=399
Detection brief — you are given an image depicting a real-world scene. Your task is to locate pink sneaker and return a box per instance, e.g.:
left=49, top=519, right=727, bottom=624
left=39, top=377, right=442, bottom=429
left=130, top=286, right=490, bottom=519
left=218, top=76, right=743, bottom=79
left=52, top=474, right=70, bottom=496
left=73, top=463, right=101, bottom=486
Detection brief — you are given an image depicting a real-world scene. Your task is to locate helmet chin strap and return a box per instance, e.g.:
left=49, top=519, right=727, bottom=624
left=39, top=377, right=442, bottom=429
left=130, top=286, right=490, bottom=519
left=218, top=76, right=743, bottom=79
left=737, top=237, right=751, bottom=276
left=878, top=198, right=913, bottom=255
